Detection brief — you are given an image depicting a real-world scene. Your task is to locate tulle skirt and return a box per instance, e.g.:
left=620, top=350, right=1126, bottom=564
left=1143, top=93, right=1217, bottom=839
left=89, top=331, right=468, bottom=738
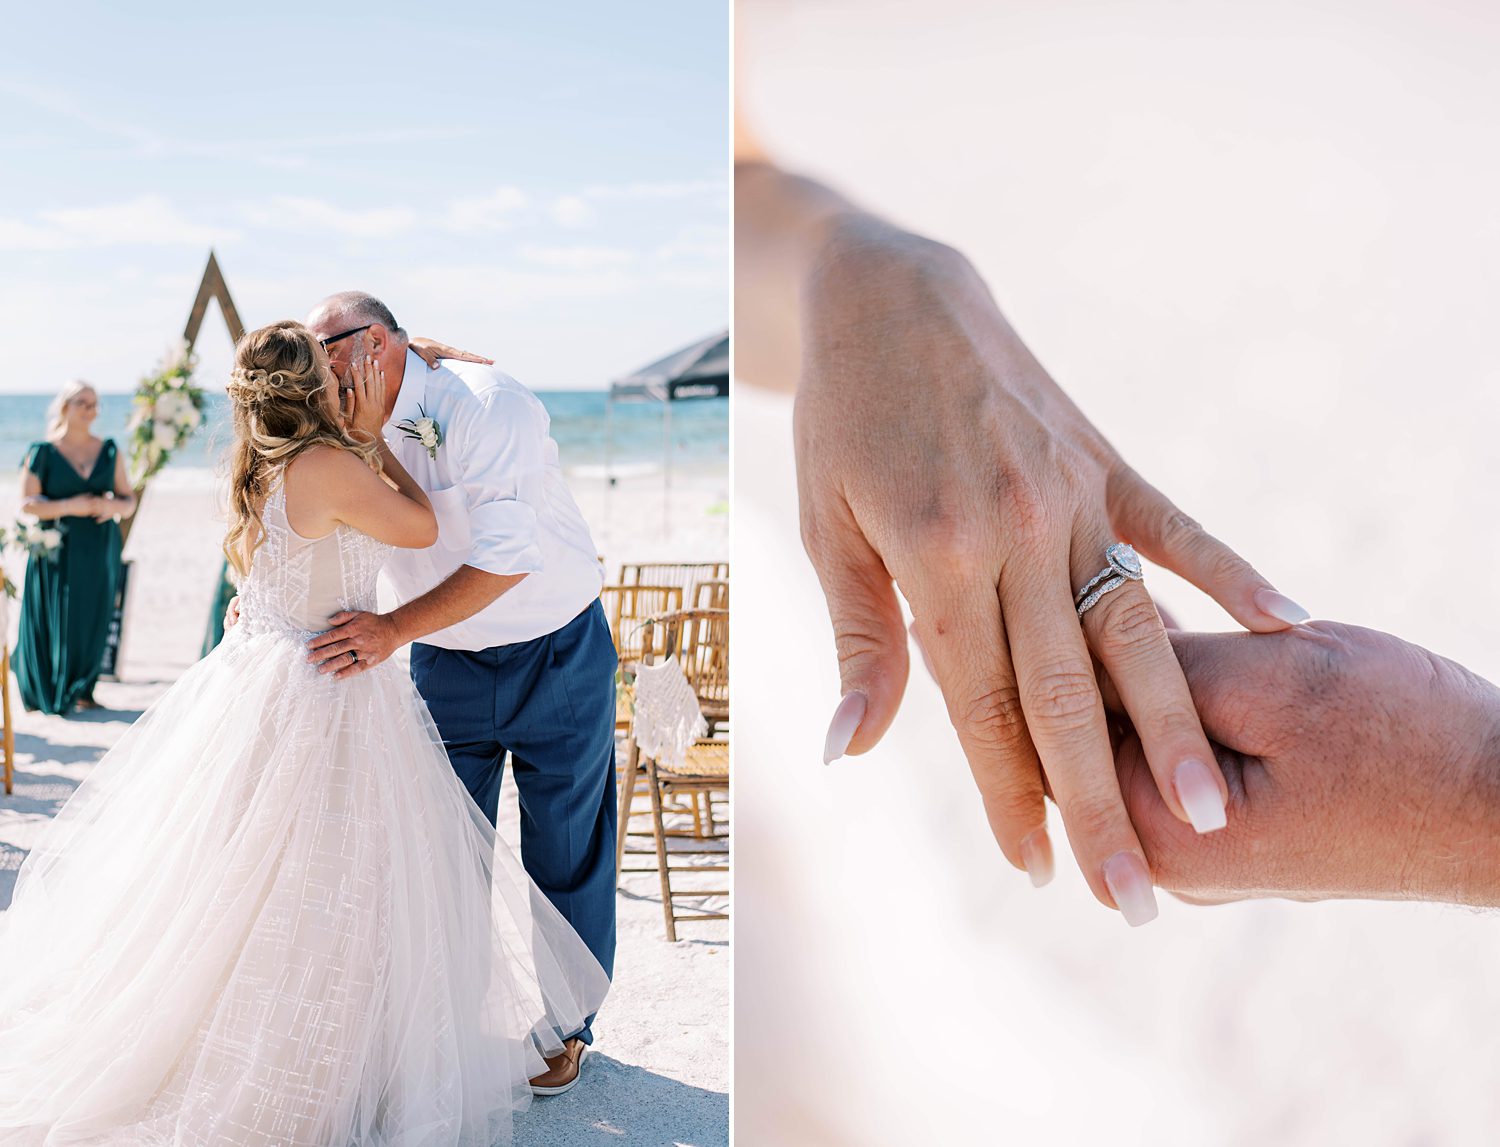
left=0, top=622, right=610, bottom=1146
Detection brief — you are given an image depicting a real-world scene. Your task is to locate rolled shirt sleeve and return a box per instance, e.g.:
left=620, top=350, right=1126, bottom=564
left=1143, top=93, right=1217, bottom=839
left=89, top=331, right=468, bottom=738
left=456, top=389, right=549, bottom=577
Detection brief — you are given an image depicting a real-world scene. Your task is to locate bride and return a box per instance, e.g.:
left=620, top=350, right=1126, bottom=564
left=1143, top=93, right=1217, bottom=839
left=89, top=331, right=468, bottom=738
left=0, top=321, right=609, bottom=1146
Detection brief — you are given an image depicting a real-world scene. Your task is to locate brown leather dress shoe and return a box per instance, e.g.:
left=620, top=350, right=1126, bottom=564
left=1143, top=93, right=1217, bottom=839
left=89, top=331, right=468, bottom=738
left=529, top=1038, right=588, bottom=1097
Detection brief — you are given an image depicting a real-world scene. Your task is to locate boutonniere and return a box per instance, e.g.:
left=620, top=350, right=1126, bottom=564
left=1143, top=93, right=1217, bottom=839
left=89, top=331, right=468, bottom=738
left=397, top=406, right=444, bottom=460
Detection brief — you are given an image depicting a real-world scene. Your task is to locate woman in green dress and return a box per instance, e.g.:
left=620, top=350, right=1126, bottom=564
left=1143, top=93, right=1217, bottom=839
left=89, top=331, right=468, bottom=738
left=16, top=381, right=137, bottom=715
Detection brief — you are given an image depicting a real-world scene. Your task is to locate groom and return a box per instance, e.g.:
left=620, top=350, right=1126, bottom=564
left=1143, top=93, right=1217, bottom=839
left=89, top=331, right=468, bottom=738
left=303, top=291, right=618, bottom=1095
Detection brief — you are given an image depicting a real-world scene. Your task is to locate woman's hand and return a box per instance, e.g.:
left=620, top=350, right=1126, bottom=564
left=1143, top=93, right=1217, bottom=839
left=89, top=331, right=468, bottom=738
left=797, top=215, right=1307, bottom=922
left=1113, top=622, right=1500, bottom=907
left=341, top=355, right=388, bottom=443
left=89, top=494, right=116, bottom=522
left=410, top=337, right=493, bottom=371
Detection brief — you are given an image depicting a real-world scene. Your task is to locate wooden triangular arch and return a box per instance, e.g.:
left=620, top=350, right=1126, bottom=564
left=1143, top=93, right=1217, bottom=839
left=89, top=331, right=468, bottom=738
left=183, top=249, right=245, bottom=349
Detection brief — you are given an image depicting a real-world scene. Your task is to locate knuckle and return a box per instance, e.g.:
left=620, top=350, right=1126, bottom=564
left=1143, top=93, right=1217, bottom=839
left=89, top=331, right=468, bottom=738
left=972, top=764, right=1043, bottom=826
left=955, top=682, right=1030, bottom=755
left=992, top=467, right=1050, bottom=545
left=1159, top=508, right=1203, bottom=551
left=1061, top=792, right=1125, bottom=844
left=831, top=615, right=892, bottom=675
left=912, top=511, right=987, bottom=573
left=1092, top=593, right=1165, bottom=661
left=1023, top=663, right=1100, bottom=729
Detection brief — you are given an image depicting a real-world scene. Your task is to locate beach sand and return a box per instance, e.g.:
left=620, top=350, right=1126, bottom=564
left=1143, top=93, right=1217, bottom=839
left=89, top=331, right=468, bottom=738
left=0, top=463, right=728, bottom=1147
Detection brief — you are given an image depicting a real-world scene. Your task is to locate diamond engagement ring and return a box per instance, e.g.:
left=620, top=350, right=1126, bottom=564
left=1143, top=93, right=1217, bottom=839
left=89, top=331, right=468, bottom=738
left=1074, top=542, right=1145, bottom=620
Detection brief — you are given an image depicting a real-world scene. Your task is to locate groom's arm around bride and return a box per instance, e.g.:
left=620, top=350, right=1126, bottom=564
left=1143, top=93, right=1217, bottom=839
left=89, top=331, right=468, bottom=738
left=301, top=291, right=619, bottom=1061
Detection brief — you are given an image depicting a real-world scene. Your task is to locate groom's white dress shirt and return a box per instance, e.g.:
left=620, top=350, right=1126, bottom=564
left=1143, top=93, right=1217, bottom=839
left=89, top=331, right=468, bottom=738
left=379, top=349, right=604, bottom=650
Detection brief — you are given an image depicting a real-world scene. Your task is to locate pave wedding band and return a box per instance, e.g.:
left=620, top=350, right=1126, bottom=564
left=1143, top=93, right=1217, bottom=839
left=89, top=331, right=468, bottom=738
left=1074, top=542, right=1145, bottom=620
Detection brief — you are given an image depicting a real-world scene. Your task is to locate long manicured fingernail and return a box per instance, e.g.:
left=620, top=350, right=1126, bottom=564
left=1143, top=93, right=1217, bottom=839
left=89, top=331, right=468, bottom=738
left=1254, top=588, right=1310, bottom=625
left=1020, top=827, right=1054, bottom=888
left=907, top=621, right=937, bottom=683
left=823, top=691, right=867, bottom=765
left=1174, top=759, right=1228, bottom=834
left=1103, top=852, right=1158, bottom=927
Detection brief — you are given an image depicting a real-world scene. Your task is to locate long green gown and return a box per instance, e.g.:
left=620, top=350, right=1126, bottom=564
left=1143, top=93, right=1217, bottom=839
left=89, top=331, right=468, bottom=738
left=14, top=439, right=123, bottom=715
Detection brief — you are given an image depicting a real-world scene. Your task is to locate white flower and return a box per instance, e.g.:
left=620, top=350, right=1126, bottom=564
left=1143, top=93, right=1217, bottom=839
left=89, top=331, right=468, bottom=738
left=40, top=529, right=62, bottom=552
left=397, top=410, right=445, bottom=460
left=152, top=421, right=177, bottom=451
left=155, top=391, right=187, bottom=422
left=23, top=522, right=42, bottom=546
left=178, top=404, right=202, bottom=429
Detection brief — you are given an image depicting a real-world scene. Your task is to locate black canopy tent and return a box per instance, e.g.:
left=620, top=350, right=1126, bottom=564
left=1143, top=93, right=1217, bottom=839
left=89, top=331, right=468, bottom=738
left=604, top=331, right=729, bottom=537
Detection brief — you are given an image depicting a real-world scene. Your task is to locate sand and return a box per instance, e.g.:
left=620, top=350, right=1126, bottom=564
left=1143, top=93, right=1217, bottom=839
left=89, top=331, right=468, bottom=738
left=0, top=463, right=728, bottom=1147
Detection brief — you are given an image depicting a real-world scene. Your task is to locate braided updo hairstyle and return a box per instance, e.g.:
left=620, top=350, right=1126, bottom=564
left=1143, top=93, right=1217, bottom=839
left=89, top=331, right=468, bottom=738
left=222, top=320, right=381, bottom=576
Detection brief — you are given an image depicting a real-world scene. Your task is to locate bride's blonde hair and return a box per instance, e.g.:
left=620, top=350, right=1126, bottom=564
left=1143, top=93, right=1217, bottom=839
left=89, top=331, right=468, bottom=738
left=223, top=320, right=381, bottom=576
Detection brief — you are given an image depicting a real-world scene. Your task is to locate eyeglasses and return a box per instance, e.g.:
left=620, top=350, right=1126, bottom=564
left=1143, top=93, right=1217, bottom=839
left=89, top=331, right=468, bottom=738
left=318, top=324, right=373, bottom=350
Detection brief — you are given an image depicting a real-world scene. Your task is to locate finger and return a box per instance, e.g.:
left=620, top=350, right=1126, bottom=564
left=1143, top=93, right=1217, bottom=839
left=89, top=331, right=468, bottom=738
left=332, top=655, right=368, bottom=680
left=306, top=625, right=356, bottom=652
left=1111, top=467, right=1310, bottom=632
left=1004, top=550, right=1158, bottom=924
left=1073, top=525, right=1227, bottom=835
left=326, top=612, right=358, bottom=626
left=1115, top=729, right=1258, bottom=902
left=800, top=493, right=909, bottom=764
left=909, top=579, right=1054, bottom=887
left=308, top=639, right=355, bottom=663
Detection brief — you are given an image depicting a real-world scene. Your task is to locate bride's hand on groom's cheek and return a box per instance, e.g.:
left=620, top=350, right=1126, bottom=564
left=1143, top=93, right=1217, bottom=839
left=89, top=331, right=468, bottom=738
left=1112, top=622, right=1500, bottom=907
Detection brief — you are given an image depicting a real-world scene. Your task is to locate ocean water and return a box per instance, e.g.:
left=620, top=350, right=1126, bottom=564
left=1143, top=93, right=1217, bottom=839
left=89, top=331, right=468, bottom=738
left=0, top=391, right=728, bottom=477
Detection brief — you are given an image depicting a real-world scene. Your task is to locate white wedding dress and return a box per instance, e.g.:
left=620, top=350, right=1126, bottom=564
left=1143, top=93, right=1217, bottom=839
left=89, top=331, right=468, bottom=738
left=0, top=477, right=610, bottom=1146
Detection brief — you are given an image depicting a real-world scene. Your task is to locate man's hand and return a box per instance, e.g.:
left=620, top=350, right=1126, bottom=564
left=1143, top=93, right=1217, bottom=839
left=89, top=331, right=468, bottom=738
left=306, top=610, right=404, bottom=680
left=224, top=595, right=240, bottom=630
left=410, top=337, right=493, bottom=370
left=1112, top=622, right=1500, bottom=907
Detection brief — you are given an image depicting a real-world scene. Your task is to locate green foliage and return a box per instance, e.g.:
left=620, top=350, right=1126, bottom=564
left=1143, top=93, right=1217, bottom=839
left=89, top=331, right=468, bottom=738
left=126, top=340, right=207, bottom=488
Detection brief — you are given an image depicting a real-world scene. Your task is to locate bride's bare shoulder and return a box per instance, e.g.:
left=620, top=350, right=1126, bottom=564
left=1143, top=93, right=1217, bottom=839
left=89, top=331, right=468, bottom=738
left=282, top=446, right=377, bottom=534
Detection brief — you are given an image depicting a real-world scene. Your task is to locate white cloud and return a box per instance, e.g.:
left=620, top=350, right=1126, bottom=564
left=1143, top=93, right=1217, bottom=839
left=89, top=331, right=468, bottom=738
left=245, top=197, right=417, bottom=239
left=445, top=186, right=529, bottom=232
left=550, top=195, right=596, bottom=228
left=0, top=195, right=238, bottom=251
left=520, top=244, right=636, bottom=270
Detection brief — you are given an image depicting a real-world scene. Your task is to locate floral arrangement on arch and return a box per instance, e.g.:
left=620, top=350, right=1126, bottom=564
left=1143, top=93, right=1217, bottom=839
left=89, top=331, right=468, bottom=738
left=126, top=340, right=206, bottom=487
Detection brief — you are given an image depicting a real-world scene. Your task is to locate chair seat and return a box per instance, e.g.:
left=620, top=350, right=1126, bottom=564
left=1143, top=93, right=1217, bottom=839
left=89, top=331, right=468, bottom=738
left=656, top=739, right=729, bottom=781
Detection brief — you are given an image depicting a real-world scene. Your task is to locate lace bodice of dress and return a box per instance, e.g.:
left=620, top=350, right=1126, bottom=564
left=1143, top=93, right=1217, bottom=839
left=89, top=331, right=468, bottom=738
left=235, top=477, right=394, bottom=638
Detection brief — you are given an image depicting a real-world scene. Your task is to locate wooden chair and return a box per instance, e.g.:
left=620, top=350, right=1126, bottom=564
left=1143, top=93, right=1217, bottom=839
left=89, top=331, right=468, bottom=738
left=617, top=562, right=728, bottom=609
left=616, top=607, right=729, bottom=941
left=692, top=578, right=729, bottom=611
left=600, top=584, right=684, bottom=732
left=599, top=584, right=684, bottom=666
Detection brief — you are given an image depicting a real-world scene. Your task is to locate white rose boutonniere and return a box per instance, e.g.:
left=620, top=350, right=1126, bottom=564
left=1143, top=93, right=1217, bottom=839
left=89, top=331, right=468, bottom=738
left=397, top=406, right=444, bottom=460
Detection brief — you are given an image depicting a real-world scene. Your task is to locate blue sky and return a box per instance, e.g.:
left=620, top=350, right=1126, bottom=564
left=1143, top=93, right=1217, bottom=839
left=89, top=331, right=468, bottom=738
left=0, top=1, right=728, bottom=393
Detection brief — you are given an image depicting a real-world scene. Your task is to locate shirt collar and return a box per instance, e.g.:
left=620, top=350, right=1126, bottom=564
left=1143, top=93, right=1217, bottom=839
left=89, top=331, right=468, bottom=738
left=384, top=349, right=428, bottom=434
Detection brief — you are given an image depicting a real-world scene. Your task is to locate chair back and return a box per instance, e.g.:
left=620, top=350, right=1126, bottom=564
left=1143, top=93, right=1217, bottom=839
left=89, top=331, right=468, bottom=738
left=618, top=562, right=728, bottom=605
left=600, top=584, right=684, bottom=663
left=692, top=578, right=729, bottom=610
left=639, top=608, right=729, bottom=717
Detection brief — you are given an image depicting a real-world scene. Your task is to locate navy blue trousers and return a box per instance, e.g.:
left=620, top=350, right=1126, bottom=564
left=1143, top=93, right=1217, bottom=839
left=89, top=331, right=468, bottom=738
left=410, top=598, right=618, bottom=1045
